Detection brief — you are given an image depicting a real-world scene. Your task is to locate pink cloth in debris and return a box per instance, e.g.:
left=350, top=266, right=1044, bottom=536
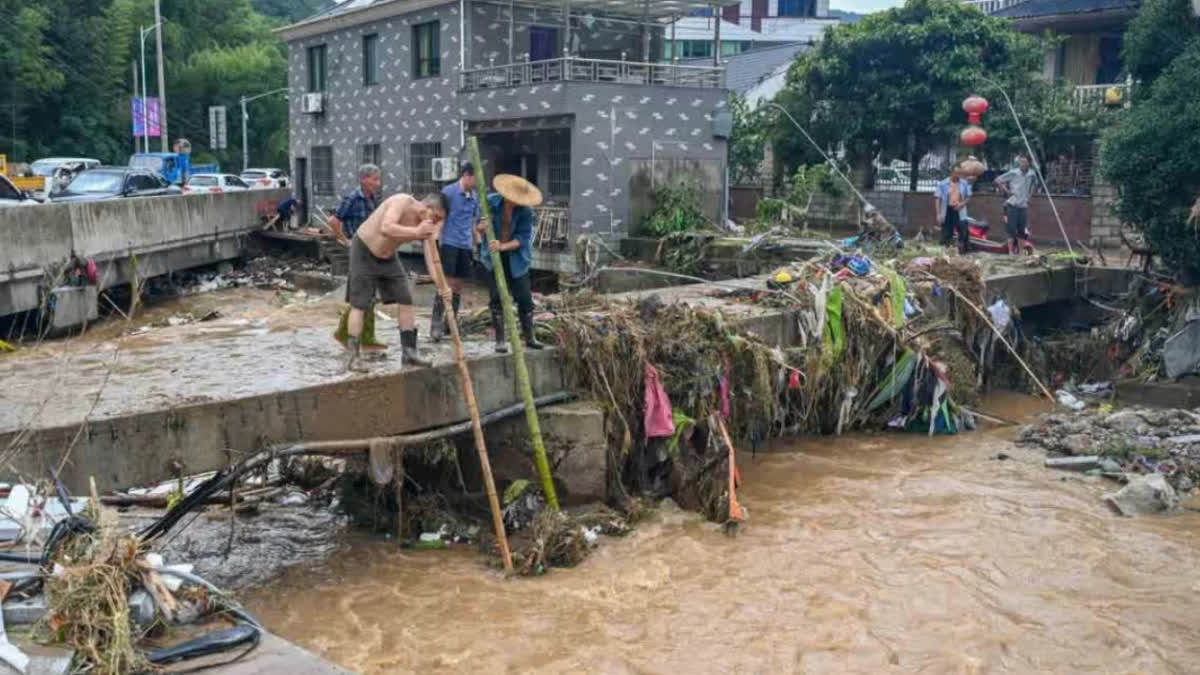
left=643, top=363, right=676, bottom=440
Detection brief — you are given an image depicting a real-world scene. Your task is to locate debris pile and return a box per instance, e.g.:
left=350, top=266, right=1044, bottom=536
left=544, top=252, right=999, bottom=524
left=0, top=480, right=267, bottom=674
left=160, top=255, right=333, bottom=296
left=1018, top=406, right=1200, bottom=515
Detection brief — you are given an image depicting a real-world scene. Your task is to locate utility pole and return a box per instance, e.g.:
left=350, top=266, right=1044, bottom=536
left=140, top=24, right=151, bottom=154
left=240, top=87, right=289, bottom=172
left=155, top=0, right=168, bottom=152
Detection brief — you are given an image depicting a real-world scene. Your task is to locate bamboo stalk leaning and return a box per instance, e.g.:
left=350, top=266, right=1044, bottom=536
left=467, top=137, right=560, bottom=511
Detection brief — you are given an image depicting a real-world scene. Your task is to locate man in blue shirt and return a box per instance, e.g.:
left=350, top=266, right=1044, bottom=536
left=431, top=163, right=480, bottom=341
left=329, top=164, right=382, bottom=245
left=476, top=174, right=543, bottom=353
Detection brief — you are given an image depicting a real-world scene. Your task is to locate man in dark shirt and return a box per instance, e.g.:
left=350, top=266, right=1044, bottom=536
left=329, top=164, right=382, bottom=245
left=331, top=164, right=385, bottom=351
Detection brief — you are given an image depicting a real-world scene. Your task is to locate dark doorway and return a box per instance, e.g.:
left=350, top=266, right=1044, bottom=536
left=530, top=27, right=557, bottom=61
left=295, top=157, right=309, bottom=225
left=501, top=154, right=539, bottom=186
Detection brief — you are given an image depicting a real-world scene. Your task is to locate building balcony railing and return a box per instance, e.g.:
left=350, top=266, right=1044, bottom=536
left=961, top=0, right=1028, bottom=13
left=460, top=57, right=725, bottom=92
left=1072, top=82, right=1130, bottom=110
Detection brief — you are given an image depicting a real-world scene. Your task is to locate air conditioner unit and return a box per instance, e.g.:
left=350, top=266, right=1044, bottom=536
left=301, top=93, right=324, bottom=114
left=431, top=157, right=458, bottom=182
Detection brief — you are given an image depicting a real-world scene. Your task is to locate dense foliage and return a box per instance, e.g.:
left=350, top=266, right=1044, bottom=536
left=0, top=0, right=303, bottom=168
left=729, top=94, right=766, bottom=186
left=1121, top=0, right=1200, bottom=88
left=642, top=179, right=708, bottom=236
left=1102, top=6, right=1200, bottom=280
left=770, top=0, right=1050, bottom=188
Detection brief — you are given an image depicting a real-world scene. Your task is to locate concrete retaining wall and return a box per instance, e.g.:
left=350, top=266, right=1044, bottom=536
left=0, top=190, right=287, bottom=317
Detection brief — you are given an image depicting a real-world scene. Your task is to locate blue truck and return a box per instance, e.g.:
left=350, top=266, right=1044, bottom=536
left=128, top=153, right=219, bottom=185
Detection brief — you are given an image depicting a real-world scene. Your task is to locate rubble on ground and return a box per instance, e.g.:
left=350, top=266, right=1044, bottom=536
left=1018, top=405, right=1200, bottom=513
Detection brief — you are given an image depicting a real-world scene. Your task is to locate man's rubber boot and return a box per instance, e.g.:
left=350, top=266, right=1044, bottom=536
left=344, top=336, right=368, bottom=373
left=400, top=329, right=431, bottom=367
left=491, top=308, right=508, bottom=354
left=430, top=296, right=446, bottom=343
left=447, top=293, right=460, bottom=335
left=520, top=311, right=545, bottom=350
left=362, top=304, right=387, bottom=350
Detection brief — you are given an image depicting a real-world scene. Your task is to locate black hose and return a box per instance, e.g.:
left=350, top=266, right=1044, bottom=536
left=144, top=624, right=260, bottom=665
left=0, top=551, right=41, bottom=565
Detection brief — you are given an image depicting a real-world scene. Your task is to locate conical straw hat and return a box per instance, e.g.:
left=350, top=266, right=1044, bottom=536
left=493, top=174, right=543, bottom=207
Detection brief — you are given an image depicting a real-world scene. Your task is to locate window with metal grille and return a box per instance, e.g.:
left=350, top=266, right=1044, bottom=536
left=412, top=22, right=440, bottom=79
left=307, top=45, right=326, bottom=92
left=362, top=34, right=379, bottom=86
left=409, top=142, right=441, bottom=195
left=360, top=143, right=381, bottom=167
left=548, top=146, right=570, bottom=198
left=312, top=145, right=334, bottom=195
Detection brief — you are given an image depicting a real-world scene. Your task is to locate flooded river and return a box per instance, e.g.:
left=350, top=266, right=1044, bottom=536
left=247, top=394, right=1200, bottom=673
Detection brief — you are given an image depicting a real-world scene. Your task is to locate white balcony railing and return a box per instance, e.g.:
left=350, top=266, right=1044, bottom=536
left=1072, top=82, right=1131, bottom=110
left=962, top=0, right=1029, bottom=13
left=460, top=57, right=725, bottom=92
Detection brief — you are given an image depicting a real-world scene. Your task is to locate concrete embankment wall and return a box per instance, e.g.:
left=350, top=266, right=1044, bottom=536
left=0, top=190, right=287, bottom=318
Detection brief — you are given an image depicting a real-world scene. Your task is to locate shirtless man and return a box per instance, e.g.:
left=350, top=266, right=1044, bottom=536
left=343, top=192, right=446, bottom=372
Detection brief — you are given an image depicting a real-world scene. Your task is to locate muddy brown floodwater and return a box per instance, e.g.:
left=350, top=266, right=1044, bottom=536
left=247, top=394, right=1200, bottom=673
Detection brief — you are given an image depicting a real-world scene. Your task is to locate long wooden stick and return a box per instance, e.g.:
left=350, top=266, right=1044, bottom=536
left=423, top=237, right=513, bottom=574
left=467, top=137, right=560, bottom=512
left=925, top=274, right=1055, bottom=402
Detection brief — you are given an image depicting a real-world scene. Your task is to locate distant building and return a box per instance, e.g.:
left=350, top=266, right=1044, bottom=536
left=968, top=0, right=1139, bottom=109
left=684, top=41, right=808, bottom=106
left=664, top=0, right=838, bottom=59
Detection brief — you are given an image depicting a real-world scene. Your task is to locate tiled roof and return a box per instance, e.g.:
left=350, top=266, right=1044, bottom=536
left=684, top=42, right=809, bottom=94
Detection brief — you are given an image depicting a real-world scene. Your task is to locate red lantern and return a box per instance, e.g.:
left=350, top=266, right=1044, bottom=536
left=962, top=95, right=989, bottom=124
left=960, top=125, right=987, bottom=147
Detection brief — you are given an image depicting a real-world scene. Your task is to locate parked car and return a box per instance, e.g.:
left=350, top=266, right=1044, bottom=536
left=52, top=167, right=182, bottom=202
left=183, top=173, right=252, bottom=194
left=0, top=174, right=39, bottom=207
left=240, top=168, right=289, bottom=189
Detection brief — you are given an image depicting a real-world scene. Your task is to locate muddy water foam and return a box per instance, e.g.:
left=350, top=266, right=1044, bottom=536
left=247, top=394, right=1200, bottom=673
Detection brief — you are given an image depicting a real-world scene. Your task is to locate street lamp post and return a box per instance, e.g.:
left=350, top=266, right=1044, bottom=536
left=139, top=22, right=161, bottom=154
left=240, top=87, right=289, bottom=172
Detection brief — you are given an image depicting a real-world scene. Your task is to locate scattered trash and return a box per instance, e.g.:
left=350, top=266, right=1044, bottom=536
left=1055, top=390, right=1086, bottom=411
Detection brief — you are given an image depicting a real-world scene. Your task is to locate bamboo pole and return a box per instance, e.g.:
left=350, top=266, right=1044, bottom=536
left=423, top=237, right=513, bottom=573
left=467, top=137, right=561, bottom=511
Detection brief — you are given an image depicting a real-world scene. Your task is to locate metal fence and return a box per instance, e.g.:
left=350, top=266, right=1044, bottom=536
left=460, top=57, right=725, bottom=91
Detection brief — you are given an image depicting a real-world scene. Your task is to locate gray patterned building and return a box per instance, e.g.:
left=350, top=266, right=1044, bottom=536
left=276, top=0, right=731, bottom=272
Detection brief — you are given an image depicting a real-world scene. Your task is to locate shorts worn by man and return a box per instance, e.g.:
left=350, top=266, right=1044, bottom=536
left=995, top=155, right=1037, bottom=252
left=342, top=193, right=445, bottom=373
left=431, top=163, right=481, bottom=341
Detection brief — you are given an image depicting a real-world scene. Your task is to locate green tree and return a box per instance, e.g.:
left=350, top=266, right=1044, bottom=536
left=1122, top=0, right=1200, bottom=88
left=728, top=95, right=766, bottom=185
left=772, top=0, right=1044, bottom=190
left=1102, top=42, right=1200, bottom=280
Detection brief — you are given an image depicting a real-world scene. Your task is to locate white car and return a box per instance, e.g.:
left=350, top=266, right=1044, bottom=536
left=240, top=168, right=289, bottom=189
left=183, top=174, right=252, bottom=194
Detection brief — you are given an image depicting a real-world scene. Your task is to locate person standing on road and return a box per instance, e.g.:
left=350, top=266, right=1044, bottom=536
left=477, top=175, right=544, bottom=354
left=935, top=163, right=972, bottom=252
left=431, top=163, right=481, bottom=342
left=995, top=154, right=1038, bottom=254
left=342, top=193, right=446, bottom=373
left=332, top=164, right=386, bottom=350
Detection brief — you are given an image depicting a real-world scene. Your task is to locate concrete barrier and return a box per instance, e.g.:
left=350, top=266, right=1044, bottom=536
left=0, top=190, right=287, bottom=319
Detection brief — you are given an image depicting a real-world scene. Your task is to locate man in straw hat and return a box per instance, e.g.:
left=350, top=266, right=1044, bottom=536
left=476, top=174, right=544, bottom=353
left=342, top=192, right=447, bottom=373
